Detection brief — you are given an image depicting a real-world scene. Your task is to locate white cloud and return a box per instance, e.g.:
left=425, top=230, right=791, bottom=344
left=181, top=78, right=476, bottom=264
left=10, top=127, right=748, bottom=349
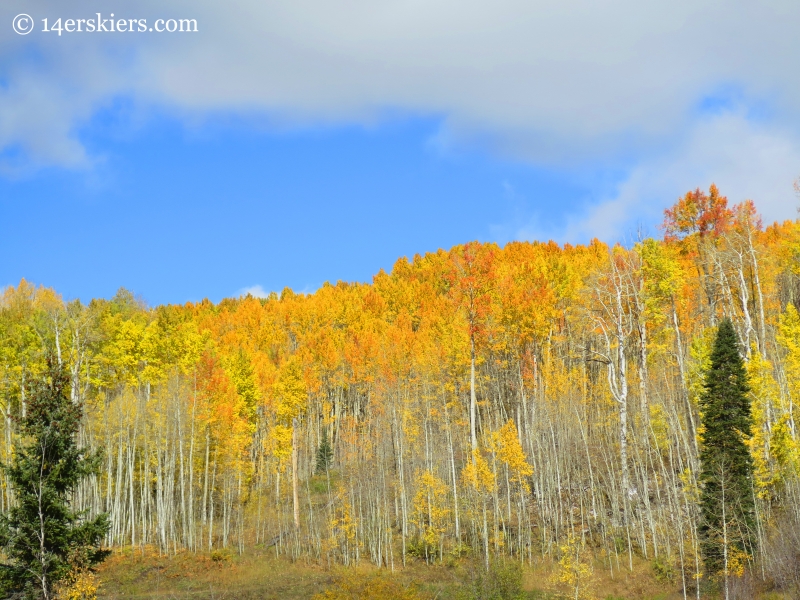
left=2, top=0, right=800, bottom=217
left=236, top=284, right=271, bottom=299
left=514, top=109, right=800, bottom=244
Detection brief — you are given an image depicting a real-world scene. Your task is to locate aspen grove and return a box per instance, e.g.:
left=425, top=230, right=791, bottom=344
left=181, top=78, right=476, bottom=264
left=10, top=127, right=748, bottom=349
left=2, top=187, right=800, bottom=589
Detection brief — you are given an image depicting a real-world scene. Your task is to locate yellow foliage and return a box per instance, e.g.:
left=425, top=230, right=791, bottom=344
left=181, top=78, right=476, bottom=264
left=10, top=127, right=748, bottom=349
left=402, top=408, right=421, bottom=445
left=462, top=450, right=496, bottom=494
left=6, top=224, right=800, bottom=573
left=637, top=237, right=684, bottom=327
left=224, top=349, right=259, bottom=426
left=99, top=316, right=146, bottom=387
left=771, top=415, right=800, bottom=475
left=679, top=467, right=700, bottom=504
left=726, top=547, right=750, bottom=579
left=412, top=470, right=450, bottom=550
left=491, top=420, right=533, bottom=482
left=55, top=569, right=99, bottom=600
left=270, top=355, right=307, bottom=459
left=314, top=570, right=427, bottom=600
left=553, top=532, right=594, bottom=600
left=747, top=349, right=784, bottom=497
left=649, top=403, right=671, bottom=453
left=778, top=304, right=800, bottom=413
left=328, top=492, right=357, bottom=551
left=175, top=321, right=205, bottom=373
left=271, top=423, right=293, bottom=461
left=274, top=356, right=307, bottom=424
left=686, top=328, right=714, bottom=411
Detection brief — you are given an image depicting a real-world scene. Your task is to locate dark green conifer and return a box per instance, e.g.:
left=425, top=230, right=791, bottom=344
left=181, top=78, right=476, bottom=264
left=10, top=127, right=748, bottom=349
left=316, top=427, right=334, bottom=475
left=698, top=319, right=755, bottom=577
left=0, top=356, right=110, bottom=599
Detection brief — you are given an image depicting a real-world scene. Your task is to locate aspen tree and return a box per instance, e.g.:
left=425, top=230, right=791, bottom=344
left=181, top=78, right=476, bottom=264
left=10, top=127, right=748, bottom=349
left=274, top=356, right=307, bottom=529
left=447, top=242, right=497, bottom=454
left=3, top=192, right=800, bottom=588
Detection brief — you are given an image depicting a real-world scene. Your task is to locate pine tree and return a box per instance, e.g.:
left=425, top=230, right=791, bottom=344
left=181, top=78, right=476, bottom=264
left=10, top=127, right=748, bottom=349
left=0, top=356, right=110, bottom=600
left=316, top=427, right=333, bottom=475
left=697, top=319, right=755, bottom=583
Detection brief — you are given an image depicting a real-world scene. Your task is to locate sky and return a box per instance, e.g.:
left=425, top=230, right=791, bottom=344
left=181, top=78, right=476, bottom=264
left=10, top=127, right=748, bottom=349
left=1, top=0, right=799, bottom=305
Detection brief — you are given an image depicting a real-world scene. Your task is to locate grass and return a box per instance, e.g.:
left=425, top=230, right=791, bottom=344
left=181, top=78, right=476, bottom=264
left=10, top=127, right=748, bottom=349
left=97, top=548, right=330, bottom=599
left=94, top=548, right=792, bottom=599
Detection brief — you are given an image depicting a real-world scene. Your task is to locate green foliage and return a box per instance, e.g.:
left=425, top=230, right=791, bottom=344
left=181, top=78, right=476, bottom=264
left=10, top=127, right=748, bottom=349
left=459, top=559, right=525, bottom=600
left=697, top=319, right=756, bottom=577
left=309, top=470, right=340, bottom=495
left=405, top=536, right=429, bottom=560
left=651, top=556, right=675, bottom=583
left=316, top=427, right=334, bottom=475
left=310, top=476, right=329, bottom=495
left=0, top=356, right=110, bottom=600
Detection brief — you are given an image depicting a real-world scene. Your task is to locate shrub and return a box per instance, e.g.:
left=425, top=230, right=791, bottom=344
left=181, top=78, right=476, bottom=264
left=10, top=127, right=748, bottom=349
left=460, top=559, right=525, bottom=600
left=314, top=570, right=429, bottom=600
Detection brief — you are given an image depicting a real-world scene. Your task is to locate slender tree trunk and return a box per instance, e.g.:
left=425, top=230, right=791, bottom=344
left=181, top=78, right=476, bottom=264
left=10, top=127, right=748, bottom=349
left=292, top=418, right=300, bottom=529
left=470, top=336, right=478, bottom=454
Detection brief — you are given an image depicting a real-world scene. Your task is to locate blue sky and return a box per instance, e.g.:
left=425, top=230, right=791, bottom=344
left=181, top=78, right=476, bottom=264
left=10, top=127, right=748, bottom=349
left=1, top=112, right=603, bottom=304
left=2, top=1, right=799, bottom=305
left=0, top=111, right=604, bottom=303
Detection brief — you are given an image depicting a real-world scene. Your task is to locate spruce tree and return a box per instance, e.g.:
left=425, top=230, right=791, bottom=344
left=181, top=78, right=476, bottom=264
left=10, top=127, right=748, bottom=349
left=697, top=319, right=755, bottom=579
left=0, top=356, right=110, bottom=600
left=315, top=427, right=333, bottom=475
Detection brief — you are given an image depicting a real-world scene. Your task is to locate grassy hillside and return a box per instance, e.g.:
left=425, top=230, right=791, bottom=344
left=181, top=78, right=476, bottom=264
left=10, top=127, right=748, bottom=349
left=96, top=549, right=704, bottom=600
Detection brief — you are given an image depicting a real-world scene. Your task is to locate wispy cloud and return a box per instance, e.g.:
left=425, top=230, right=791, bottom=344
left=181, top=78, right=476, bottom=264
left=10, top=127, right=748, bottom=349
left=507, top=108, right=800, bottom=245
left=236, top=284, right=271, bottom=299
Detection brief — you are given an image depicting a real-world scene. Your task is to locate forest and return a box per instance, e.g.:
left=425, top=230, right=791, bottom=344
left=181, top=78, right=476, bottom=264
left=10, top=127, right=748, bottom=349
left=1, top=185, right=800, bottom=598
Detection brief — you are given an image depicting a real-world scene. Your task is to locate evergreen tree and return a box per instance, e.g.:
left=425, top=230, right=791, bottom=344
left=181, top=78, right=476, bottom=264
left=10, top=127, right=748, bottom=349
left=0, top=356, right=110, bottom=600
left=315, top=427, right=333, bottom=475
left=698, top=319, right=756, bottom=580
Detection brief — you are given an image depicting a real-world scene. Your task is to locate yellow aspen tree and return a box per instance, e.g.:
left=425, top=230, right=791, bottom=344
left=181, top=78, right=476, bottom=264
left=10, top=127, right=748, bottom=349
left=777, top=304, right=800, bottom=435
left=273, top=356, right=307, bottom=529
left=494, top=419, right=533, bottom=483
left=746, top=348, right=783, bottom=497
left=411, top=470, right=450, bottom=562
left=490, top=419, right=533, bottom=558
left=462, top=450, right=496, bottom=569
left=553, top=531, right=594, bottom=600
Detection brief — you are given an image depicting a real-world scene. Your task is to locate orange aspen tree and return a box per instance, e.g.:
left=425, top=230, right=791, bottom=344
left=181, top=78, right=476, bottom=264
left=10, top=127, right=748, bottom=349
left=447, top=242, right=497, bottom=454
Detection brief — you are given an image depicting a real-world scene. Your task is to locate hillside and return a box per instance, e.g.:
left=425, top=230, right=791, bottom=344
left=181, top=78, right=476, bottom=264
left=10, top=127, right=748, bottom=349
left=2, top=186, right=800, bottom=598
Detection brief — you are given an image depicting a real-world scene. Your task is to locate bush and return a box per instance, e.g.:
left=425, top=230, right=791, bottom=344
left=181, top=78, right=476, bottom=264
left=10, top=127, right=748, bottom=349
left=459, top=559, right=525, bottom=600
left=210, top=549, right=231, bottom=563
left=405, top=536, right=431, bottom=560
left=55, top=569, right=99, bottom=600
left=651, top=556, right=675, bottom=583
left=314, top=570, right=429, bottom=600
